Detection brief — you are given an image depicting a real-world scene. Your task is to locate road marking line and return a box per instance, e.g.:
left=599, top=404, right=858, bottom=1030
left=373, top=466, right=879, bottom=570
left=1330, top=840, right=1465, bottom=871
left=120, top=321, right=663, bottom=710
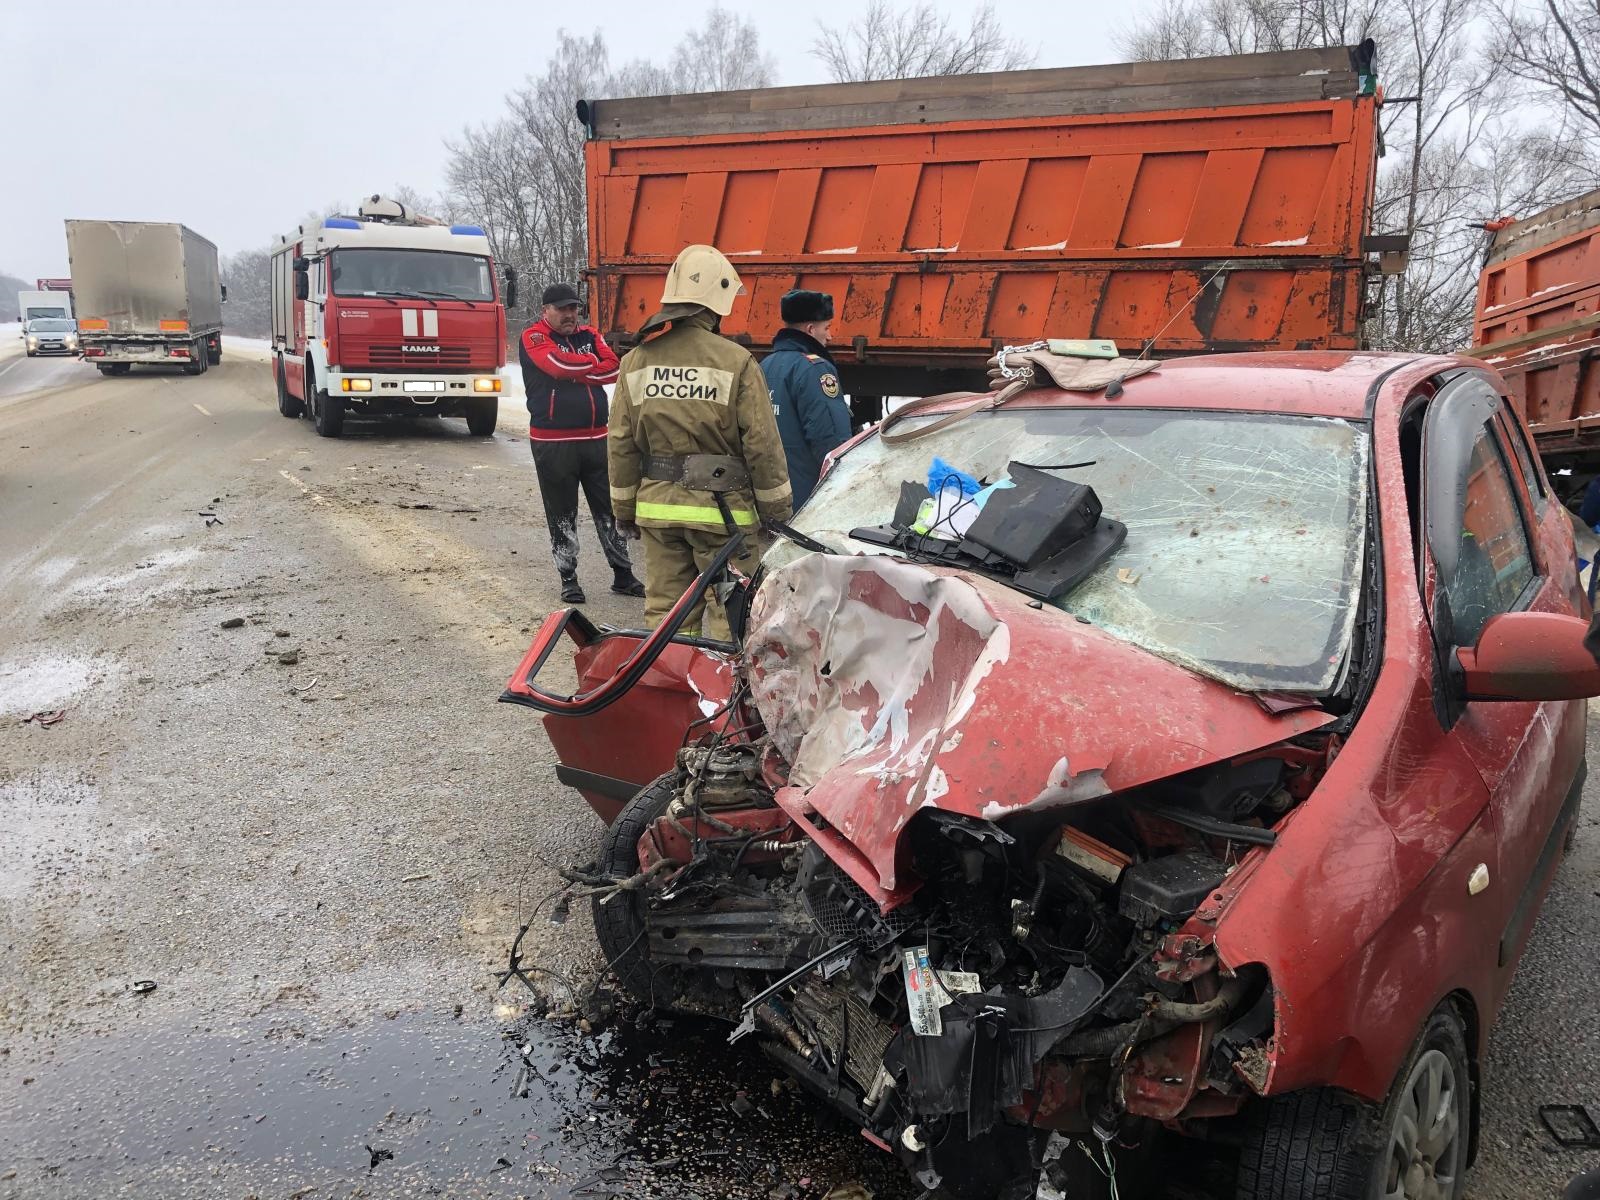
left=0, top=359, right=21, bottom=379
left=193, top=403, right=212, bottom=416
left=278, top=468, right=329, bottom=506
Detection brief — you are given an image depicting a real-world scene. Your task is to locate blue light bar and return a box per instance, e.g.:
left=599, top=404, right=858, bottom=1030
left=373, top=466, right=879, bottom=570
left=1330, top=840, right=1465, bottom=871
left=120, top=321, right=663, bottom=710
left=450, top=224, right=487, bottom=236
left=323, top=217, right=361, bottom=230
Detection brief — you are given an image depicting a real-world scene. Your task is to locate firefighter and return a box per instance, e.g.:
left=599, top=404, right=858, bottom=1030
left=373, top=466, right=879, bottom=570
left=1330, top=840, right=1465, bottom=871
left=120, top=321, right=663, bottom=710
left=519, top=282, right=645, bottom=604
left=608, top=245, right=792, bottom=640
left=761, top=289, right=851, bottom=508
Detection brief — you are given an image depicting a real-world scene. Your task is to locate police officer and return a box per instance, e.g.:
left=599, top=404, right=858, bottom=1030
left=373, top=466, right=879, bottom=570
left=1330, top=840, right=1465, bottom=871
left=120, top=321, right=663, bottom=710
left=608, top=245, right=792, bottom=640
left=762, top=289, right=851, bottom=508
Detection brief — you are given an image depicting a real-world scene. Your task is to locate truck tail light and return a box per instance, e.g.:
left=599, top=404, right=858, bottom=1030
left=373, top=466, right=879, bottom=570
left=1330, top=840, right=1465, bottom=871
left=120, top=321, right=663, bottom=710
left=473, top=377, right=502, bottom=393
left=159, top=320, right=189, bottom=332
left=79, top=318, right=108, bottom=330
left=84, top=348, right=105, bottom=357
left=168, top=347, right=190, bottom=358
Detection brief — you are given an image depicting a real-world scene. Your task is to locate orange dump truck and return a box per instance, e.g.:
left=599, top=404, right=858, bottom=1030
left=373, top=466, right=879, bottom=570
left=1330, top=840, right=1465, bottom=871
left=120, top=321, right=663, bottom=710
left=578, top=43, right=1388, bottom=418
left=1471, top=188, right=1600, bottom=502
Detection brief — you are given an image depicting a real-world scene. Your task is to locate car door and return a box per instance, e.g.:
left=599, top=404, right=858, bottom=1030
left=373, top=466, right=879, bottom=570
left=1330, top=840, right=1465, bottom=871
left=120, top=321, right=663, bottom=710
left=1421, top=373, right=1586, bottom=985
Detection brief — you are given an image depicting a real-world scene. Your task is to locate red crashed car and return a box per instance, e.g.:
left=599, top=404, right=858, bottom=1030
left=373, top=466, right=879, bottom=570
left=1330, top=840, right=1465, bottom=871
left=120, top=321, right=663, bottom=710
left=504, top=352, right=1600, bottom=1200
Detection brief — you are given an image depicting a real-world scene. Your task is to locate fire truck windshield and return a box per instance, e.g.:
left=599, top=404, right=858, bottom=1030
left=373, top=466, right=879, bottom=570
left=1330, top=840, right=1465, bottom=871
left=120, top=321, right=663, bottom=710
left=329, top=249, right=495, bottom=303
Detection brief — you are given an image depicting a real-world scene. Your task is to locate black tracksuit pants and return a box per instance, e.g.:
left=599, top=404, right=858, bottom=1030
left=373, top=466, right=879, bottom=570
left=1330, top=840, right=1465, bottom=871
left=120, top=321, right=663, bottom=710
left=529, top=438, right=635, bottom=582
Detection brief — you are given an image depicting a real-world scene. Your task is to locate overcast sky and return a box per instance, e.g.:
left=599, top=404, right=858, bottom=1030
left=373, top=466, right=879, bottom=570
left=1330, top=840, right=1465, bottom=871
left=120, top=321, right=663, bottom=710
left=2, top=0, right=1135, bottom=281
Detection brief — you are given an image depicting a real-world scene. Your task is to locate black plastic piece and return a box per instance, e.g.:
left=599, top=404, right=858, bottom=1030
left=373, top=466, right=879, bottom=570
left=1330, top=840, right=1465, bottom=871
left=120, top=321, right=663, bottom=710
left=1541, top=1105, right=1600, bottom=1149
left=1118, top=850, right=1229, bottom=926
left=1163, top=758, right=1284, bottom=822
left=964, top=464, right=1101, bottom=568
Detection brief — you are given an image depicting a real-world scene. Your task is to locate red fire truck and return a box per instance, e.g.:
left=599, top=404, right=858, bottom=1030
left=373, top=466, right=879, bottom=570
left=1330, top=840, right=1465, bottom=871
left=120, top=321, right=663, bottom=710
left=269, top=196, right=517, bottom=438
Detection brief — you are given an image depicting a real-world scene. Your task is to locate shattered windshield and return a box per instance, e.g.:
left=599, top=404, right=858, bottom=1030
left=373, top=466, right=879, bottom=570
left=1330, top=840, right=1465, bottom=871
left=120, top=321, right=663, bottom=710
left=768, top=407, right=1370, bottom=694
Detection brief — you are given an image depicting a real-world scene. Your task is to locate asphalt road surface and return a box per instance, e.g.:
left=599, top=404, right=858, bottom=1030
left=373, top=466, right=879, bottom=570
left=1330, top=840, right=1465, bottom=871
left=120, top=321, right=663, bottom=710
left=0, top=343, right=1597, bottom=1199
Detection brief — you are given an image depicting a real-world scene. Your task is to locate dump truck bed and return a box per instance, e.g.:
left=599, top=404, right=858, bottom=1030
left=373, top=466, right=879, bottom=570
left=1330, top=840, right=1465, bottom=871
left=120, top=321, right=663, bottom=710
left=1471, top=188, right=1600, bottom=481
left=581, top=45, right=1381, bottom=394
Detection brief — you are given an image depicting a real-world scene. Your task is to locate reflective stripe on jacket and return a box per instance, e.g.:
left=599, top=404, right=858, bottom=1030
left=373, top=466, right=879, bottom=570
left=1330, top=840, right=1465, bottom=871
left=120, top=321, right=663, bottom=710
left=608, top=310, right=793, bottom=533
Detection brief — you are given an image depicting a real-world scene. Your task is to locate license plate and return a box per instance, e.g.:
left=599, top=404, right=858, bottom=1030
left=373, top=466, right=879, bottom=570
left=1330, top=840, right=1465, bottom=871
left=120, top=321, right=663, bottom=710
left=403, top=381, right=443, bottom=393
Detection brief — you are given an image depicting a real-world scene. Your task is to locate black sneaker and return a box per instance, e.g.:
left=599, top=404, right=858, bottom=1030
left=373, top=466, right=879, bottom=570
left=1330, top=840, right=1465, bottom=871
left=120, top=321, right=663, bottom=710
left=560, top=578, right=586, bottom=604
left=611, top=574, right=646, bottom=598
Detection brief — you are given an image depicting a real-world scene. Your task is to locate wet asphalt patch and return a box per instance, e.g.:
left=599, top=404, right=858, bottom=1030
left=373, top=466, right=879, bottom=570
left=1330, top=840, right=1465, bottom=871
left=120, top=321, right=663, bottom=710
left=0, top=1008, right=914, bottom=1199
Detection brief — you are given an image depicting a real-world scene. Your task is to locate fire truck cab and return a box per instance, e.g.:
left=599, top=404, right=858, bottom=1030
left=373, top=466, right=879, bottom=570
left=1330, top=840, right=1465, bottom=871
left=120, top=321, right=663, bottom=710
left=270, top=195, right=515, bottom=438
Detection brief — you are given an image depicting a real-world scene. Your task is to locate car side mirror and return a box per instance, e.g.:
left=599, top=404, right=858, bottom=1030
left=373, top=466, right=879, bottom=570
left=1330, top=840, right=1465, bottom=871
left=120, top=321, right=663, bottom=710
left=503, top=266, right=518, bottom=311
left=294, top=271, right=309, bottom=301
left=1456, top=611, right=1600, bottom=701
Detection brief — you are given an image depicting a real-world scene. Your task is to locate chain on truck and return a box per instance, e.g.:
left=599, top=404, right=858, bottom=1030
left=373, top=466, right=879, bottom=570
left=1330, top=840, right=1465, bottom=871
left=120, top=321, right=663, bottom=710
left=269, top=195, right=519, bottom=439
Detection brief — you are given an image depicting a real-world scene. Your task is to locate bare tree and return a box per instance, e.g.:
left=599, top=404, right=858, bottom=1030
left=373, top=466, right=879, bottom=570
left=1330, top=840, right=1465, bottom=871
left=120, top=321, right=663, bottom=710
left=1492, top=0, right=1600, bottom=147
left=812, top=1, right=1036, bottom=82
left=446, top=14, right=779, bottom=310
left=1117, top=0, right=1387, bottom=58
left=669, top=6, right=777, bottom=92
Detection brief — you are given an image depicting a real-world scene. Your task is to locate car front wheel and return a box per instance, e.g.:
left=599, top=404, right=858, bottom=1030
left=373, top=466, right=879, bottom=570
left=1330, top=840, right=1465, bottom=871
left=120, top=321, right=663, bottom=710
left=1237, top=1005, right=1471, bottom=1200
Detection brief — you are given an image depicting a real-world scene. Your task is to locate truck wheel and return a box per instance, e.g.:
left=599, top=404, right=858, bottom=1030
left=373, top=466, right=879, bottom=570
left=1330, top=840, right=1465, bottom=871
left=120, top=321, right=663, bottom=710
left=311, top=370, right=344, bottom=438
left=594, top=774, right=684, bottom=1008
left=207, top=338, right=221, bottom=366
left=1236, top=1005, right=1470, bottom=1199
left=183, top=341, right=205, bottom=376
left=465, top=398, right=498, bottom=436
left=275, top=355, right=303, bottom=418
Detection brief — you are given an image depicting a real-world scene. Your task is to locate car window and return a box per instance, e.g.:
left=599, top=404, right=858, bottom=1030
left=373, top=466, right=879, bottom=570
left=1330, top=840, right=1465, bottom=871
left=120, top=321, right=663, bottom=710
left=1499, top=404, right=1548, bottom=512
left=1443, top=427, right=1536, bottom=645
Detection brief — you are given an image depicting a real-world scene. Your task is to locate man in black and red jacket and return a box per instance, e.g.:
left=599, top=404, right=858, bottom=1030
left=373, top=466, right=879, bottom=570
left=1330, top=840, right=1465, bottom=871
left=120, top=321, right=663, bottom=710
left=519, top=282, right=643, bottom=603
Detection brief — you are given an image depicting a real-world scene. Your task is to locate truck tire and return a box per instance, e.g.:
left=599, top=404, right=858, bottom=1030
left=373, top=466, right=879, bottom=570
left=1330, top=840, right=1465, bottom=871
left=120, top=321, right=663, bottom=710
left=98, top=363, right=130, bottom=376
left=207, top=337, right=221, bottom=366
left=183, top=340, right=205, bottom=376
left=465, top=398, right=498, bottom=436
left=1236, top=1005, right=1470, bottom=1200
left=593, top=774, right=684, bottom=1008
left=310, top=367, right=344, bottom=438
left=275, top=355, right=303, bottom=418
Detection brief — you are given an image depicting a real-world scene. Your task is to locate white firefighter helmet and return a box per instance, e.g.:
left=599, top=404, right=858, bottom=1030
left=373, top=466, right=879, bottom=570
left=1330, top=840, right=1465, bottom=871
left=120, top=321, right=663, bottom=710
left=660, top=244, right=745, bottom=317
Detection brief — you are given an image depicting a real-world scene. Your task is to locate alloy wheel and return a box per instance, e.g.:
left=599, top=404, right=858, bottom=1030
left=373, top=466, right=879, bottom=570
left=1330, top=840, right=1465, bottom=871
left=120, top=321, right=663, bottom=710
left=1383, top=1048, right=1463, bottom=1200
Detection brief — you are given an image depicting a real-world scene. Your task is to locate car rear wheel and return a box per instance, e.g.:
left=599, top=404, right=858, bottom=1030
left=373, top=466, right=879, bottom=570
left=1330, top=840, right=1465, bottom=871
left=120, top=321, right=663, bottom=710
left=275, top=355, right=303, bottom=418
left=1237, top=1006, right=1470, bottom=1200
left=594, top=773, right=683, bottom=1008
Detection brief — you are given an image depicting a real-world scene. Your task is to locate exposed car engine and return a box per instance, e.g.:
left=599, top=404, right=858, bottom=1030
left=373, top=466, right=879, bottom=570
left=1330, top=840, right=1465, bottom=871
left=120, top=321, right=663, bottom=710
left=594, top=726, right=1304, bottom=1198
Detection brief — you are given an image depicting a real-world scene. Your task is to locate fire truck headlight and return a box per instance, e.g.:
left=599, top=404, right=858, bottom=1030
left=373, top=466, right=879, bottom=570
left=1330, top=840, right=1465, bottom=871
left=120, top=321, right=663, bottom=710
left=473, top=377, right=502, bottom=393
left=341, top=378, right=372, bottom=393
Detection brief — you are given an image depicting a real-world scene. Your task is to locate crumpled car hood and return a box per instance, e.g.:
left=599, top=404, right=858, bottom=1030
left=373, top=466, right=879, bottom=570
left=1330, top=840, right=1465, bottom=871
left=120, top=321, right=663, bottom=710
left=745, top=554, right=1333, bottom=902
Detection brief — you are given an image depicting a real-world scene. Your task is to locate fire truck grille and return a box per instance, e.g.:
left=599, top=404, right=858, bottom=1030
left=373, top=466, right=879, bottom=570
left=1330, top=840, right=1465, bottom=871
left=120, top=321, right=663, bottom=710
left=357, top=345, right=474, bottom=368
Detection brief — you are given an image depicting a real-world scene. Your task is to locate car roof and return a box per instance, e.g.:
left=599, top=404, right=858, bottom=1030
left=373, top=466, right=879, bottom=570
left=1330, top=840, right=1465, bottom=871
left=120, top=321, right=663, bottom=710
left=982, top=350, right=1455, bottom=420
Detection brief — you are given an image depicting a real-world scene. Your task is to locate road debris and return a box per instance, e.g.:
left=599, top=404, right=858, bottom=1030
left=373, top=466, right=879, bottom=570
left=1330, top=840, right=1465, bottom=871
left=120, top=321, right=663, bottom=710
left=220, top=616, right=245, bottom=629
left=401, top=872, right=432, bottom=883
left=363, top=1144, right=394, bottom=1171
left=1542, top=1104, right=1600, bottom=1149
left=289, top=675, right=320, bottom=694
left=130, top=980, right=157, bottom=995
left=20, top=710, right=66, bottom=727
left=276, top=649, right=301, bottom=666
